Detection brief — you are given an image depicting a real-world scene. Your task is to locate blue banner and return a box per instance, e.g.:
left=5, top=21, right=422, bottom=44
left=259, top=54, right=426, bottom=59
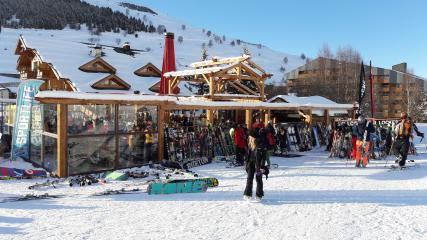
left=11, top=80, right=44, bottom=161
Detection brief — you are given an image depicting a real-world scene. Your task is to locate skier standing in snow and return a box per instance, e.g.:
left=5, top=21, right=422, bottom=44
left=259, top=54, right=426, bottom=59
left=243, top=131, right=265, bottom=201
left=393, top=112, right=413, bottom=167
left=354, top=116, right=375, bottom=167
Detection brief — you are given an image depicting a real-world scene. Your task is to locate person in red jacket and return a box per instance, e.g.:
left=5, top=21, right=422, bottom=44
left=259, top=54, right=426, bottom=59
left=234, top=124, right=247, bottom=166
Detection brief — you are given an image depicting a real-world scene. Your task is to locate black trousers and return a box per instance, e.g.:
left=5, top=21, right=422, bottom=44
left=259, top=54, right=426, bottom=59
left=244, top=159, right=264, bottom=198
left=393, top=138, right=409, bottom=167
left=236, top=147, right=246, bottom=165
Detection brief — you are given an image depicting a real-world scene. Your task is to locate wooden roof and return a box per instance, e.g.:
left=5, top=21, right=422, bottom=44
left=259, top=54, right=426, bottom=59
left=134, top=62, right=161, bottom=77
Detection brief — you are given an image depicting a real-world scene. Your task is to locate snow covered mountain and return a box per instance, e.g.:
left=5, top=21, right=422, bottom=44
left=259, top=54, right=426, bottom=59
left=0, top=0, right=306, bottom=93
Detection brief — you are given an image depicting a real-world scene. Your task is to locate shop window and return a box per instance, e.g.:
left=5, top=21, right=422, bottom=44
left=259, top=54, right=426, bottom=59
left=68, top=135, right=115, bottom=175
left=118, top=105, right=158, bottom=133
left=118, top=134, right=158, bottom=168
left=68, top=104, right=115, bottom=135
left=43, top=136, right=57, bottom=173
left=30, top=103, right=43, bottom=166
left=43, top=104, right=57, bottom=134
left=117, top=105, right=158, bottom=168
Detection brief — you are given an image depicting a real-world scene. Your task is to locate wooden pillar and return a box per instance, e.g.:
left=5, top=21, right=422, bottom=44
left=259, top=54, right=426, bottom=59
left=245, top=110, right=253, bottom=130
left=324, top=109, right=330, bottom=126
left=158, top=106, right=165, bottom=162
left=306, top=109, right=313, bottom=127
left=207, top=109, right=214, bottom=124
left=260, top=79, right=265, bottom=101
left=264, top=109, right=271, bottom=123
left=57, top=104, right=68, bottom=178
left=209, top=76, right=215, bottom=98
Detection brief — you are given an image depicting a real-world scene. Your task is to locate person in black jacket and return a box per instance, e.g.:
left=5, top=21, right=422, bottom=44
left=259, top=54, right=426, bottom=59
left=277, top=127, right=288, bottom=155
left=243, top=130, right=266, bottom=201
left=354, top=116, right=375, bottom=167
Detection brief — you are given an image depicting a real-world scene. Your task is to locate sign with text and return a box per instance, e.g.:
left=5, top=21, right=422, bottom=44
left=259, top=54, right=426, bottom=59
left=11, top=80, right=44, bottom=161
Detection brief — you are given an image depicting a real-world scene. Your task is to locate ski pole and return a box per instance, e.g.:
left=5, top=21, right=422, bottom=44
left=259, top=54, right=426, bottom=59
left=385, top=137, right=395, bottom=168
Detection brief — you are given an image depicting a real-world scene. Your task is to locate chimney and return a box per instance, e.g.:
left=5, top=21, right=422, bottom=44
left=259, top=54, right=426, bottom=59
left=93, top=44, right=102, bottom=57
left=392, top=62, right=407, bottom=73
left=160, top=32, right=177, bottom=95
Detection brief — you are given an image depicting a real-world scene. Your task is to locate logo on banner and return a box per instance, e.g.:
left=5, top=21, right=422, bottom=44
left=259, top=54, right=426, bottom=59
left=11, top=80, right=44, bottom=161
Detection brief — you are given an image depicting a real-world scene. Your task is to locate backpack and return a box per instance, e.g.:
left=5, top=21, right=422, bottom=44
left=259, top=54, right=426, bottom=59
left=267, top=132, right=276, bottom=146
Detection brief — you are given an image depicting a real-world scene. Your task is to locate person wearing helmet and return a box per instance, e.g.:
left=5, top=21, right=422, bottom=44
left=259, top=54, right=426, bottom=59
left=354, top=115, right=375, bottom=167
left=393, top=112, right=413, bottom=167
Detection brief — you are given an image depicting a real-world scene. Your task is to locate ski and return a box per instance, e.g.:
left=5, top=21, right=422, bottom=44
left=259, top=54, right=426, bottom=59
left=0, top=193, right=63, bottom=203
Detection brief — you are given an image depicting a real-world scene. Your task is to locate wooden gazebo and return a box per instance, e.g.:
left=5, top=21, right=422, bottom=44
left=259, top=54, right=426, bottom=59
left=163, top=54, right=273, bottom=123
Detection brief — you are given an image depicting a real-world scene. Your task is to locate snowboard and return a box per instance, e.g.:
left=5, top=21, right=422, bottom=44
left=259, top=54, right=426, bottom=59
left=147, top=179, right=207, bottom=195
left=183, top=157, right=211, bottom=169
left=0, top=166, right=47, bottom=178
left=168, top=177, right=219, bottom=188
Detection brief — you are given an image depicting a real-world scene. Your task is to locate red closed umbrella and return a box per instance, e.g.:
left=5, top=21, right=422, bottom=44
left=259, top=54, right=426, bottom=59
left=160, top=32, right=176, bottom=95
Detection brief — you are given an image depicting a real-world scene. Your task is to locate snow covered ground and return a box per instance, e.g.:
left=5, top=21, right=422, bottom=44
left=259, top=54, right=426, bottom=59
left=2, top=126, right=427, bottom=239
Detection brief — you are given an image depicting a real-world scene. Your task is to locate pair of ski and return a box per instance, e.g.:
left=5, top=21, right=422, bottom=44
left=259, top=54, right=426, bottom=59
left=387, top=163, right=418, bottom=171
left=1, top=193, right=63, bottom=203
left=28, top=179, right=60, bottom=189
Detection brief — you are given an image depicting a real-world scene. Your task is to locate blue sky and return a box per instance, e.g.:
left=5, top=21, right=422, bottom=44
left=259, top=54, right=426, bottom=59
left=140, top=0, right=427, bottom=77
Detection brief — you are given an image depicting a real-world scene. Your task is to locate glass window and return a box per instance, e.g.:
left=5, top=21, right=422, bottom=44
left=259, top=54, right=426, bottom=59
left=68, top=136, right=115, bottom=175
left=43, top=104, right=57, bottom=134
left=68, top=104, right=115, bottom=135
left=118, top=105, right=158, bottom=133
left=43, top=136, right=57, bottom=173
left=30, top=103, right=43, bottom=166
left=118, top=133, right=158, bottom=168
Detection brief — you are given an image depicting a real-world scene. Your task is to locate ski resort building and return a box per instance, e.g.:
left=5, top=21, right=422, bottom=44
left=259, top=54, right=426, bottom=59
left=0, top=34, right=354, bottom=177
left=285, top=58, right=427, bottom=119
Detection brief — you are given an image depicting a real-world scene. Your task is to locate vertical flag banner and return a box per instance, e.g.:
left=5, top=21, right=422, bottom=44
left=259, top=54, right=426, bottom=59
left=11, top=80, right=44, bottom=161
left=358, top=61, right=366, bottom=114
left=370, top=61, right=376, bottom=118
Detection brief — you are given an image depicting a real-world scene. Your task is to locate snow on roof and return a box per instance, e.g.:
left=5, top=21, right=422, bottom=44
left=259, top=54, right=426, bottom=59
left=268, top=95, right=338, bottom=105
left=268, top=95, right=353, bottom=114
left=164, top=66, right=225, bottom=77
left=20, top=33, right=162, bottom=94
left=35, top=91, right=353, bottom=111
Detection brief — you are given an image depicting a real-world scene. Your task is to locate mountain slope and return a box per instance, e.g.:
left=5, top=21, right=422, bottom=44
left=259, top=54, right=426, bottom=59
left=0, top=0, right=306, bottom=93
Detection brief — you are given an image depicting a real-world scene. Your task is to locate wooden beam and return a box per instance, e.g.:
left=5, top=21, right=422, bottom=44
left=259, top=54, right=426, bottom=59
left=202, top=73, right=210, bottom=85
left=246, top=59, right=266, bottom=74
left=228, top=81, right=251, bottom=95
left=241, top=63, right=263, bottom=79
left=233, top=80, right=257, bottom=95
left=57, top=104, right=68, bottom=177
